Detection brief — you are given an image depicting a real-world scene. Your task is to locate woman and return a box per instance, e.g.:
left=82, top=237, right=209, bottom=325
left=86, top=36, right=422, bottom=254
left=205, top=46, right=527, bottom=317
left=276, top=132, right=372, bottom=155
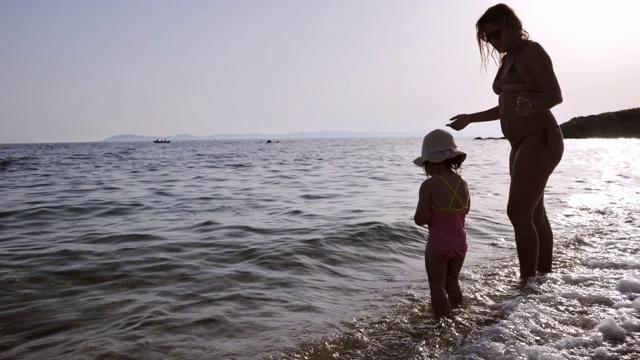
left=447, top=3, right=564, bottom=281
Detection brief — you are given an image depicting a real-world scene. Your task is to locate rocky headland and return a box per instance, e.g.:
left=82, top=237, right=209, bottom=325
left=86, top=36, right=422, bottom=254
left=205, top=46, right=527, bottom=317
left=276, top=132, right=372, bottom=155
left=474, top=107, right=640, bottom=140
left=560, top=107, right=640, bottom=139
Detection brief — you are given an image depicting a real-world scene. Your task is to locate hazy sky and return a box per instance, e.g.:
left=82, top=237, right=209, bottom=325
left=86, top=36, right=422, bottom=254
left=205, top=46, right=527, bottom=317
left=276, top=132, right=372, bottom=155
left=1, top=0, right=638, bottom=143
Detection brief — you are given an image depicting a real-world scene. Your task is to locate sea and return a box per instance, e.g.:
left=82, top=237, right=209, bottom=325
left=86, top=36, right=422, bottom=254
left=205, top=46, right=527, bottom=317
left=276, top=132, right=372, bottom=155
left=1, top=137, right=639, bottom=360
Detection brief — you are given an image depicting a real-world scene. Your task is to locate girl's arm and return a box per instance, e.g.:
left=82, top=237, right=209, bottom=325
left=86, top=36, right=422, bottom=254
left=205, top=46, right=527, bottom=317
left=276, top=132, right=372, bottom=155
left=414, top=181, right=431, bottom=226
left=465, top=181, right=471, bottom=215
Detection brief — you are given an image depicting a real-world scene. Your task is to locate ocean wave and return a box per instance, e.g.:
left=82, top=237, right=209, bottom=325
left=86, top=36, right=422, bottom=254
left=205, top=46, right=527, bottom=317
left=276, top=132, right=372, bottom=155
left=2, top=138, right=640, bottom=359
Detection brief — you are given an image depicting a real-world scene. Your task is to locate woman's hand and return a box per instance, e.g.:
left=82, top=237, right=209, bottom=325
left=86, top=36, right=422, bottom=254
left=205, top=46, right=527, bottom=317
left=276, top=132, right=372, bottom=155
left=447, top=114, right=472, bottom=131
left=516, top=96, right=532, bottom=116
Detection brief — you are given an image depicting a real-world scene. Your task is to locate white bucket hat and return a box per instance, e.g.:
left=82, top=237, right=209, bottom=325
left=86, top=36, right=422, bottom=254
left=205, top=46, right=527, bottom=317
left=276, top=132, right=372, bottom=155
left=413, top=129, right=466, bottom=166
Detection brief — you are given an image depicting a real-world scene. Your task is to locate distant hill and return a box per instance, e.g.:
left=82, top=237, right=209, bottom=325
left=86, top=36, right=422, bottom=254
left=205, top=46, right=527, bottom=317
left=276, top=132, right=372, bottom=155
left=104, top=108, right=640, bottom=142
left=103, top=131, right=424, bottom=142
left=560, top=107, right=640, bottom=139
left=104, top=134, right=158, bottom=142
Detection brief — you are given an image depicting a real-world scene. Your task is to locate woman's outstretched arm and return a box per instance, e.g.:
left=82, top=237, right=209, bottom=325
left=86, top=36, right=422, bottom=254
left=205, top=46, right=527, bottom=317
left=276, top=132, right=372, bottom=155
left=448, top=106, right=500, bottom=131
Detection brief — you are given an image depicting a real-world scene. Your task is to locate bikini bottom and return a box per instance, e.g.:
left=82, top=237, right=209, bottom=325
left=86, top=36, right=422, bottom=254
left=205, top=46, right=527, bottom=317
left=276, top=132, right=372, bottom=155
left=513, top=125, right=561, bottom=149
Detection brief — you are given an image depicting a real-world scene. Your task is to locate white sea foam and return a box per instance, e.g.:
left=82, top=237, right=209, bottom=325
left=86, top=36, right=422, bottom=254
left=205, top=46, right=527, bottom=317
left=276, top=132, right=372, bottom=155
left=592, top=347, right=612, bottom=360
left=617, top=278, right=640, bottom=293
left=621, top=319, right=640, bottom=332
left=597, top=317, right=627, bottom=341
left=588, top=260, right=640, bottom=270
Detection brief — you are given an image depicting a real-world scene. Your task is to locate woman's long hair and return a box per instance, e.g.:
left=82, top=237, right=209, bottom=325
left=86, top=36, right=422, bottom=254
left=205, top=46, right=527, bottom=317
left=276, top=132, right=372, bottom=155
left=476, top=3, right=530, bottom=71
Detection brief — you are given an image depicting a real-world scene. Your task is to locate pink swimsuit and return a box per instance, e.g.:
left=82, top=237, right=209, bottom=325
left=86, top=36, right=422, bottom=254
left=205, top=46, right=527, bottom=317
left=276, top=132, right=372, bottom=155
left=427, top=175, right=469, bottom=261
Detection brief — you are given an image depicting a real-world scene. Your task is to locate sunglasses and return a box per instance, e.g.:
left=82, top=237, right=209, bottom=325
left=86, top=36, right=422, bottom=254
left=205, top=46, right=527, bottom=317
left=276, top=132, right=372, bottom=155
left=481, top=29, right=502, bottom=42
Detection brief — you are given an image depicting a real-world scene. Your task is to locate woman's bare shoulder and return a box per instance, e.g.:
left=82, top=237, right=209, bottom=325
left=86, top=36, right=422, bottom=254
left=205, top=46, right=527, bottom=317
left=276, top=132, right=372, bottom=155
left=522, top=41, right=548, bottom=56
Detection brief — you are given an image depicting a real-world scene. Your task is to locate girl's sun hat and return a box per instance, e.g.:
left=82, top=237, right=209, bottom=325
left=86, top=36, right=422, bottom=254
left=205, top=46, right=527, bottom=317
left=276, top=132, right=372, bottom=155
left=413, top=129, right=466, bottom=166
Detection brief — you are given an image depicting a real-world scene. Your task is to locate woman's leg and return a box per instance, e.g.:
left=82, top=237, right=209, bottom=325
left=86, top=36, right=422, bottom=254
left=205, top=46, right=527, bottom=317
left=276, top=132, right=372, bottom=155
left=425, top=243, right=451, bottom=315
left=508, top=129, right=563, bottom=279
left=534, top=194, right=553, bottom=273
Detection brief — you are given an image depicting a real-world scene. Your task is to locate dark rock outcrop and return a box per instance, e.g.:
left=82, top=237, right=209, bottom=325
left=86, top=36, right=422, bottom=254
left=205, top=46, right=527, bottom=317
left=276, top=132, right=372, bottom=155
left=560, top=108, right=640, bottom=139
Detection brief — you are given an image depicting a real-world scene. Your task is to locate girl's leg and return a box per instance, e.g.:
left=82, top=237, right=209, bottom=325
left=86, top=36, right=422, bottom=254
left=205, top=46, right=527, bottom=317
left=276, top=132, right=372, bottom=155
left=425, top=243, right=450, bottom=315
left=446, top=257, right=465, bottom=307
left=508, top=129, right=563, bottom=279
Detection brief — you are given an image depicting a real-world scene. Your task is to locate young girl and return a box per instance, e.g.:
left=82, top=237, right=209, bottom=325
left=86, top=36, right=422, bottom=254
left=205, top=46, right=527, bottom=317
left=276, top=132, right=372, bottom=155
left=413, top=129, right=470, bottom=315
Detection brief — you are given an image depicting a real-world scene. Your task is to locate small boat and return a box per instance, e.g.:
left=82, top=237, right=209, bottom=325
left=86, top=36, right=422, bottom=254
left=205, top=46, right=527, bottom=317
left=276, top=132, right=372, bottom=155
left=153, top=139, right=171, bottom=143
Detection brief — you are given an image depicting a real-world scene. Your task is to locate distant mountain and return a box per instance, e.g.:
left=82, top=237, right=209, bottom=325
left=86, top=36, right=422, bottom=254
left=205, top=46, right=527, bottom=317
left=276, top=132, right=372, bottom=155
left=103, top=131, right=424, bottom=142
left=104, top=134, right=158, bottom=142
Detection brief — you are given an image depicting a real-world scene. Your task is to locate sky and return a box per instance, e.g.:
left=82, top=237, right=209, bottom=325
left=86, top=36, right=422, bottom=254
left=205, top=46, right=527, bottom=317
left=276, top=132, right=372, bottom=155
left=1, top=0, right=639, bottom=144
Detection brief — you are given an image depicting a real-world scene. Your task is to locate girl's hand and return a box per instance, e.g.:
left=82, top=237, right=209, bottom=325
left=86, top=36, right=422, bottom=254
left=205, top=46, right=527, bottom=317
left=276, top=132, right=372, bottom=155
left=447, top=114, right=472, bottom=131
left=516, top=96, right=532, bottom=116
